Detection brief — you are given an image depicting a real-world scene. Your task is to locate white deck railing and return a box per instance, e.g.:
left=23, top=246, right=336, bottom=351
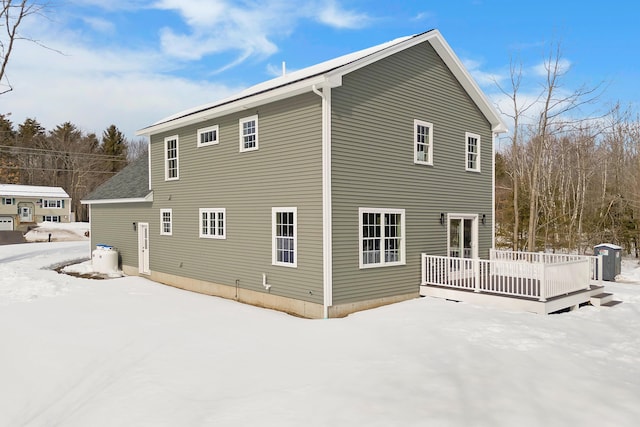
left=422, top=253, right=592, bottom=301
left=490, top=249, right=602, bottom=286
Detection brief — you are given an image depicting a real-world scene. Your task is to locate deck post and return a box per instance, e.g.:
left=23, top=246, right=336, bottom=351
left=538, top=263, right=547, bottom=302
left=597, top=255, right=603, bottom=287
left=474, top=258, right=481, bottom=293
left=421, top=253, right=426, bottom=286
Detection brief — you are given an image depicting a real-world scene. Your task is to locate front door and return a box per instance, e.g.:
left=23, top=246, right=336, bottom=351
left=20, top=207, right=32, bottom=222
left=448, top=214, right=478, bottom=277
left=138, top=222, right=150, bottom=275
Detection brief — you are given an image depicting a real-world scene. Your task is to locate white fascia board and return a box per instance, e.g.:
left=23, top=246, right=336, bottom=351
left=81, top=192, right=153, bottom=205
left=137, top=75, right=332, bottom=137
left=326, top=30, right=508, bottom=134
left=426, top=32, right=508, bottom=134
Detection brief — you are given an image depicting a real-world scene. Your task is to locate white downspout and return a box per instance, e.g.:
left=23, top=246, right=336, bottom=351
left=312, top=84, right=333, bottom=319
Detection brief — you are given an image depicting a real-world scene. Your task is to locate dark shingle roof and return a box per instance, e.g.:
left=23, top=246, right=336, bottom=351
left=83, top=155, right=151, bottom=202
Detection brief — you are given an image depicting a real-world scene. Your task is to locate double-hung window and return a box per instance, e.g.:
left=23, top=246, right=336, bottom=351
left=43, top=215, right=60, bottom=222
left=165, top=135, right=179, bottom=180
left=197, top=125, right=219, bottom=147
left=160, top=209, right=172, bottom=235
left=465, top=132, right=481, bottom=172
left=43, top=199, right=63, bottom=208
left=239, top=115, right=258, bottom=152
left=359, top=208, right=405, bottom=268
left=414, top=120, right=433, bottom=165
left=2, top=197, right=14, bottom=205
left=199, top=208, right=226, bottom=239
left=272, top=207, right=297, bottom=267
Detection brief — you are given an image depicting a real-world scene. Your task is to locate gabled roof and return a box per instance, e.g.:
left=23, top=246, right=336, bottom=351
left=0, top=184, right=69, bottom=199
left=137, top=29, right=507, bottom=136
left=81, top=155, right=152, bottom=204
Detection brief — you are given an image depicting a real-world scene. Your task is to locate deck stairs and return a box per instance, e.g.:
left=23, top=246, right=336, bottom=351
left=589, top=286, right=622, bottom=308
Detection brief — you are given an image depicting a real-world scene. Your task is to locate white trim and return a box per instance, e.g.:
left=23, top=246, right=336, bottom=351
left=239, top=115, right=259, bottom=152
left=138, top=222, right=151, bottom=275
left=164, top=135, right=179, bottom=181
left=197, top=124, right=219, bottom=147
left=491, top=132, right=496, bottom=250
left=313, top=84, right=333, bottom=317
left=81, top=192, right=153, bottom=205
left=358, top=207, right=406, bottom=269
left=465, top=132, right=481, bottom=172
left=160, top=208, right=172, bottom=236
left=199, top=208, right=226, bottom=239
left=414, top=119, right=433, bottom=165
left=272, top=207, right=297, bottom=268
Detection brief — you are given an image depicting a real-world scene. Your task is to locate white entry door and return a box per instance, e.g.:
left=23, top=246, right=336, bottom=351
left=20, top=207, right=32, bottom=222
left=138, top=222, right=150, bottom=275
left=447, top=214, right=478, bottom=277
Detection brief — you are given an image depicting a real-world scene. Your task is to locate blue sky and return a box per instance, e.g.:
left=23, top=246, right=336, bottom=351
left=2, top=0, right=638, bottom=141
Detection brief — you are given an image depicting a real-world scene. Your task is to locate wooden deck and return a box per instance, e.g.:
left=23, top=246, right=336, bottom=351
left=420, top=252, right=614, bottom=314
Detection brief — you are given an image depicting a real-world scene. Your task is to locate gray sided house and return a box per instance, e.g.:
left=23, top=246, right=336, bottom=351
left=83, top=30, right=507, bottom=318
left=0, top=184, right=72, bottom=230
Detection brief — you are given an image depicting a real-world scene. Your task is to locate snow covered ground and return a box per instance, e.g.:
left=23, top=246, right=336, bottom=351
left=1, top=225, right=639, bottom=426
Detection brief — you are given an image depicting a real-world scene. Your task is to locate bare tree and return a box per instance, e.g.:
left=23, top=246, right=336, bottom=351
left=1, top=0, right=48, bottom=95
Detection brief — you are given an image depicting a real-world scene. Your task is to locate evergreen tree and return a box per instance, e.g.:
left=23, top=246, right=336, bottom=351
left=101, top=124, right=127, bottom=172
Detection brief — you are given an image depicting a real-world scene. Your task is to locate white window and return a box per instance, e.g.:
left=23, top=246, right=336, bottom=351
left=43, top=199, right=63, bottom=208
left=2, top=197, right=14, bottom=205
left=359, top=208, right=405, bottom=268
left=197, top=125, right=219, bottom=147
left=239, top=115, right=258, bottom=152
left=414, top=120, right=433, bottom=165
left=43, top=215, right=60, bottom=222
left=160, top=209, right=172, bottom=236
left=272, top=207, right=297, bottom=267
left=466, top=132, right=481, bottom=172
left=199, top=208, right=226, bottom=239
left=164, top=135, right=179, bottom=180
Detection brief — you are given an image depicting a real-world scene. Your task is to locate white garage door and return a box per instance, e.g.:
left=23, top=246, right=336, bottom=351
left=0, top=216, right=14, bottom=231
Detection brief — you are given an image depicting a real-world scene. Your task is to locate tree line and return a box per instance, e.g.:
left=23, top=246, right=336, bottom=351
left=0, top=115, right=147, bottom=221
left=495, top=45, right=640, bottom=256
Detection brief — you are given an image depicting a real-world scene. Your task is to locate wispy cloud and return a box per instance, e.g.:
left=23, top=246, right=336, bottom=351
left=316, top=0, right=371, bottom=29
left=532, top=58, right=572, bottom=77
left=81, top=16, right=115, bottom=34
left=462, top=58, right=506, bottom=86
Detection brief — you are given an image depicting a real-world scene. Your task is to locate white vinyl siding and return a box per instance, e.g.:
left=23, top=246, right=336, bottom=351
left=164, top=135, right=179, bottom=180
left=239, top=115, right=258, bottom=152
left=197, top=125, right=219, bottom=147
left=199, top=208, right=226, bottom=239
left=272, top=207, right=297, bottom=267
left=359, top=208, right=406, bottom=268
left=465, top=132, right=481, bottom=172
left=160, top=209, right=172, bottom=236
left=414, top=120, right=433, bottom=165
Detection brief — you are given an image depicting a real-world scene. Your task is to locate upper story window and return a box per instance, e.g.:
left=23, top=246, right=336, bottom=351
left=414, top=120, right=433, bottom=165
left=465, top=132, right=481, bottom=172
left=197, top=125, right=219, bottom=147
left=43, top=199, right=64, bottom=208
left=165, top=135, right=179, bottom=180
left=272, top=207, right=297, bottom=267
left=239, top=115, right=258, bottom=152
left=359, top=208, right=405, bottom=269
left=160, top=209, right=172, bottom=235
left=2, top=197, right=15, bottom=205
left=199, top=208, right=226, bottom=239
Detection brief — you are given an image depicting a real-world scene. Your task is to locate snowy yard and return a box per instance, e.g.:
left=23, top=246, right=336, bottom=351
left=1, top=228, right=639, bottom=426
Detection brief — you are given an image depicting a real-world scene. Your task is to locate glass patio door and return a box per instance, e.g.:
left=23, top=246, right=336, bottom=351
left=448, top=215, right=478, bottom=275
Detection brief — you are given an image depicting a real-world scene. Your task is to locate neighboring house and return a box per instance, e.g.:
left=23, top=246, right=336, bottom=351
left=0, top=184, right=72, bottom=230
left=83, top=29, right=507, bottom=318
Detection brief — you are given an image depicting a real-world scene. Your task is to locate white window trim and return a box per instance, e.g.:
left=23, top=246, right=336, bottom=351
left=43, top=199, right=63, bottom=208
left=465, top=132, right=481, bottom=172
left=239, top=115, right=259, bottom=153
left=43, top=215, right=60, bottom=222
left=199, top=208, right=226, bottom=239
left=164, top=135, right=179, bottom=181
left=160, top=208, right=172, bottom=236
left=414, top=119, right=433, bottom=166
left=272, top=207, right=297, bottom=268
left=358, top=207, right=406, bottom=269
left=197, top=125, right=219, bottom=147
